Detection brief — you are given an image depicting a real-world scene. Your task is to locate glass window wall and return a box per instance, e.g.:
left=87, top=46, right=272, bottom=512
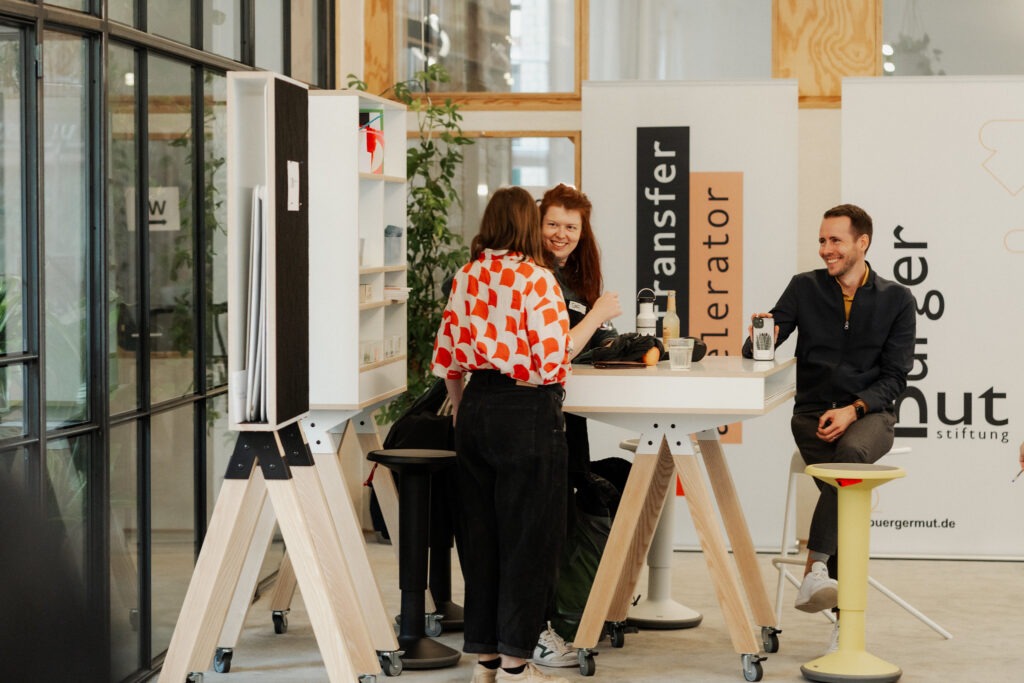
left=589, top=0, right=771, bottom=81
left=109, top=421, right=140, bottom=680
left=149, top=0, right=193, bottom=46
left=148, top=55, right=195, bottom=404
left=448, top=135, right=576, bottom=244
left=398, top=0, right=576, bottom=92
left=0, top=27, right=25, bottom=442
left=0, top=4, right=332, bottom=682
left=44, top=434, right=91, bottom=588
left=883, top=0, right=1024, bottom=76
left=43, top=31, right=90, bottom=428
left=150, top=404, right=196, bottom=657
left=47, top=0, right=88, bottom=11
left=110, top=0, right=135, bottom=25
left=204, top=0, right=243, bottom=60
left=108, top=43, right=141, bottom=415
left=203, top=71, right=228, bottom=390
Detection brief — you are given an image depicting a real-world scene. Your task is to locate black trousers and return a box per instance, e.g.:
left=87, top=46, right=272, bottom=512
left=455, top=371, right=568, bottom=659
left=791, top=410, right=896, bottom=569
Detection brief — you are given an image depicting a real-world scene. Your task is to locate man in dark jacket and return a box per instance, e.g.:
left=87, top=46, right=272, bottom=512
left=744, top=204, right=915, bottom=649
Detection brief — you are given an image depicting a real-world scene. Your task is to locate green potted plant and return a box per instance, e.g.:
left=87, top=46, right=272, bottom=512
left=349, top=65, right=473, bottom=423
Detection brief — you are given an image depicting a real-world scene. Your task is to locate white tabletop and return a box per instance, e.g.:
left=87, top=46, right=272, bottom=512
left=564, top=356, right=796, bottom=434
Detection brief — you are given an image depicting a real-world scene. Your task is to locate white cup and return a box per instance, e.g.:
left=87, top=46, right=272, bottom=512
left=668, top=337, right=694, bottom=370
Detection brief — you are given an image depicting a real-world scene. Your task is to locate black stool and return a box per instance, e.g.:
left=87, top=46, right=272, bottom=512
left=368, top=449, right=462, bottom=670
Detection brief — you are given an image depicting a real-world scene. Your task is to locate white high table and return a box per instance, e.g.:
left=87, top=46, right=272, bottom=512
left=564, top=356, right=796, bottom=682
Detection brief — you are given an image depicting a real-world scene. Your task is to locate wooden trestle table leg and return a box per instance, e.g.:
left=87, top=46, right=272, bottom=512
left=575, top=437, right=671, bottom=649
left=312, top=431, right=400, bottom=652
left=696, top=431, right=778, bottom=631
left=217, top=493, right=279, bottom=652
left=275, top=425, right=381, bottom=675
left=268, top=550, right=297, bottom=614
left=671, top=442, right=761, bottom=656
left=607, top=437, right=677, bottom=622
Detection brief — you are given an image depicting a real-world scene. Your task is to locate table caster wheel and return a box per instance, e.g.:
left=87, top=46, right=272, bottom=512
left=214, top=647, right=233, bottom=673
left=272, top=610, right=289, bottom=634
left=605, top=621, right=627, bottom=648
left=761, top=626, right=780, bottom=653
left=577, top=649, right=597, bottom=676
left=358, top=675, right=377, bottom=683
left=424, top=613, right=443, bottom=637
left=742, top=653, right=765, bottom=682
left=378, top=650, right=403, bottom=676
left=186, top=673, right=203, bottom=683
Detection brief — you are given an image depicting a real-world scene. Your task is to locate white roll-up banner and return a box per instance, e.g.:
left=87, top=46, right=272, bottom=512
left=843, top=77, right=1024, bottom=558
left=582, top=81, right=798, bottom=550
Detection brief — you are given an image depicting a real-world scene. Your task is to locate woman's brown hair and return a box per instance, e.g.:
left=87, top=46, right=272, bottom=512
left=539, top=183, right=602, bottom=306
left=470, top=186, right=548, bottom=267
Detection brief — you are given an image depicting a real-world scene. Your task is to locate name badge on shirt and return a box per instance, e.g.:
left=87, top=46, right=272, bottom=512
left=569, top=300, right=588, bottom=315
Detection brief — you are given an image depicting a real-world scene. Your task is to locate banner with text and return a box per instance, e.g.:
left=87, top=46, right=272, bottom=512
left=583, top=81, right=797, bottom=549
left=843, top=77, right=1024, bottom=558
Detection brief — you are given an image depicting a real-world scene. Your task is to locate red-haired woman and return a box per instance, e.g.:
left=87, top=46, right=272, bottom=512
left=530, top=184, right=622, bottom=668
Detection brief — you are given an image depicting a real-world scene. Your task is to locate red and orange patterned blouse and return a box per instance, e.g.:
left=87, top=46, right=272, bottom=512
left=431, top=249, right=573, bottom=386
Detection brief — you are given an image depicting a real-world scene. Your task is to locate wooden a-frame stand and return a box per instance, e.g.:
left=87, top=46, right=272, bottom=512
left=157, top=421, right=388, bottom=683
left=211, top=409, right=405, bottom=676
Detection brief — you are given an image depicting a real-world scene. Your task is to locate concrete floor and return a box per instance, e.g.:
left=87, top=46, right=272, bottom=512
left=173, top=537, right=1024, bottom=683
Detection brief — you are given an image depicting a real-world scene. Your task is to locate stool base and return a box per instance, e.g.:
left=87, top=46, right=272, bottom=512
left=801, top=651, right=901, bottom=683
left=627, top=598, right=703, bottom=630
left=396, top=635, right=462, bottom=670
left=434, top=600, right=465, bottom=631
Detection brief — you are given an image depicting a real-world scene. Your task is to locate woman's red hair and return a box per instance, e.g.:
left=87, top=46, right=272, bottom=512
left=539, top=184, right=603, bottom=307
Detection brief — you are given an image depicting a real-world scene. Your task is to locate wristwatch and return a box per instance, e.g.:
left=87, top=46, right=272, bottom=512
left=853, top=400, right=867, bottom=419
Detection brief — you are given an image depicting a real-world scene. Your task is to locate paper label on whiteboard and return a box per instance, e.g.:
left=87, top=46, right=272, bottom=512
left=287, top=160, right=300, bottom=211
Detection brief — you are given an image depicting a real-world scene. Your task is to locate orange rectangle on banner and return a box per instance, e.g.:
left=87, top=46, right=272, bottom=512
left=690, top=172, right=744, bottom=443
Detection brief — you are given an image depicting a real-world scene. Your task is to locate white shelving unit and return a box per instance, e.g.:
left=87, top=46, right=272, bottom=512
left=308, top=90, right=408, bottom=409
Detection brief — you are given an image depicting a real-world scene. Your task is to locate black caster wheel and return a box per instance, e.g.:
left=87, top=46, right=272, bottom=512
left=742, top=654, right=765, bottom=682
left=378, top=650, right=403, bottom=676
left=186, top=673, right=203, bottom=683
left=606, top=622, right=625, bottom=648
left=424, top=613, right=443, bottom=637
left=272, top=610, right=289, bottom=634
left=577, top=649, right=597, bottom=677
left=213, top=647, right=233, bottom=673
left=761, top=626, right=780, bottom=654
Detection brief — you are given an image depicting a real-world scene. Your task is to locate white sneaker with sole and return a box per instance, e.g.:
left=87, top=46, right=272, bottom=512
left=532, top=622, right=577, bottom=668
left=496, top=662, right=570, bottom=683
left=794, top=561, right=838, bottom=613
left=825, top=621, right=840, bottom=654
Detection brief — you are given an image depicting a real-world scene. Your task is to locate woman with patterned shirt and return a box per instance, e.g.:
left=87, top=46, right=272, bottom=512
left=431, top=186, right=573, bottom=683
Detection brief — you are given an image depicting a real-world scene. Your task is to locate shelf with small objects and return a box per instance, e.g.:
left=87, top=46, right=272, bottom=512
left=308, top=89, right=408, bottom=410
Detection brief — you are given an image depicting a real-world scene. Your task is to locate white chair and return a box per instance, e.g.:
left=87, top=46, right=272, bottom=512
left=771, top=447, right=952, bottom=639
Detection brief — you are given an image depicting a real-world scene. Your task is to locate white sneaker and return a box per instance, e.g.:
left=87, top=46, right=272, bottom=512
left=825, top=621, right=840, bottom=654
left=496, top=662, right=570, bottom=682
left=794, top=561, right=838, bottom=613
left=532, top=622, right=577, bottom=668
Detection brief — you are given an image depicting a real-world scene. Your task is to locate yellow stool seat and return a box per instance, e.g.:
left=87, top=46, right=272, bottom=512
left=800, top=463, right=905, bottom=683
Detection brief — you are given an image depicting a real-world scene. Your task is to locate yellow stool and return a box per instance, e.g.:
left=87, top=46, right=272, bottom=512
left=801, top=463, right=905, bottom=683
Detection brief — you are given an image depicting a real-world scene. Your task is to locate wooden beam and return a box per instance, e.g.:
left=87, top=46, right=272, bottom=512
left=364, top=0, right=395, bottom=96
left=773, top=0, right=882, bottom=108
